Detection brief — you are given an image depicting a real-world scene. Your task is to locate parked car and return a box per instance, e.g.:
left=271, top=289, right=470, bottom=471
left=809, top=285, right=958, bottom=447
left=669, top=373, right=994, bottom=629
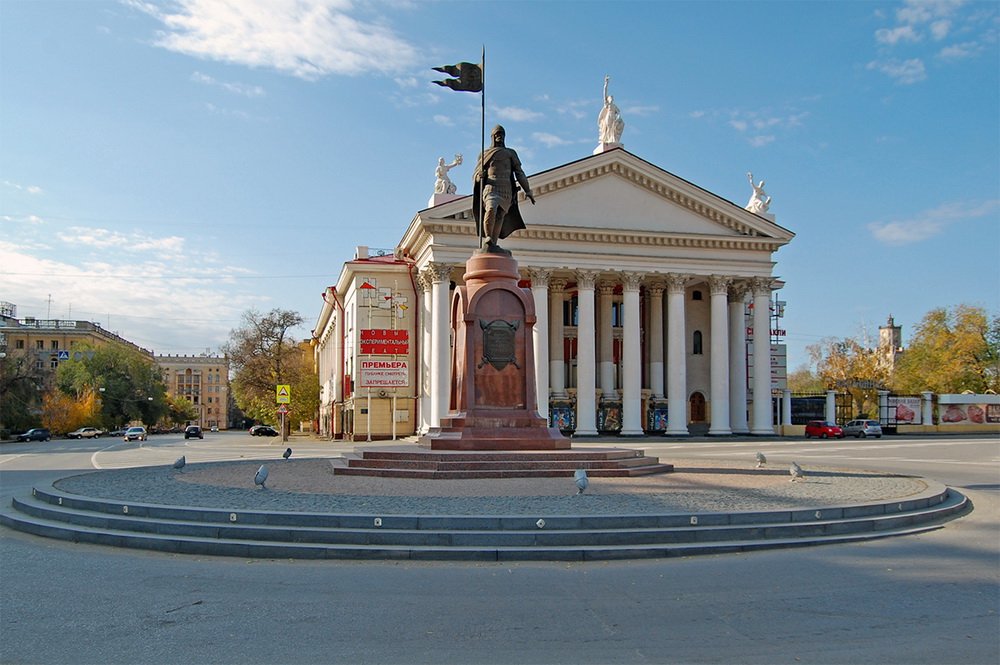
left=184, top=425, right=204, bottom=440
left=124, top=426, right=147, bottom=441
left=843, top=419, right=883, bottom=438
left=249, top=425, right=279, bottom=437
left=15, top=428, right=51, bottom=442
left=804, top=420, right=844, bottom=439
left=67, top=427, right=101, bottom=439
left=108, top=428, right=127, bottom=437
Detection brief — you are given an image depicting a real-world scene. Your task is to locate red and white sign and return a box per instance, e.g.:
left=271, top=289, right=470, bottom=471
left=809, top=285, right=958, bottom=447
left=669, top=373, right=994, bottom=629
left=361, top=329, right=409, bottom=355
left=359, top=360, right=409, bottom=388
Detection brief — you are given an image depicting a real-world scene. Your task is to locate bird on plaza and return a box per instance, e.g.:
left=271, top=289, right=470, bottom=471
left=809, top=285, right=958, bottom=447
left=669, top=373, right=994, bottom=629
left=173, top=456, right=186, bottom=473
left=790, top=461, right=805, bottom=482
left=254, top=464, right=269, bottom=489
left=283, top=447, right=292, bottom=460
left=574, top=469, right=589, bottom=495
left=755, top=452, right=767, bottom=468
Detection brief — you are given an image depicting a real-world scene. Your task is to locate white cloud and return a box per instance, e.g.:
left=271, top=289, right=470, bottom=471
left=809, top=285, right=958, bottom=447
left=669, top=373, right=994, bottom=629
left=494, top=106, right=544, bottom=123
left=191, top=71, right=265, bottom=97
left=938, top=41, right=981, bottom=59
left=876, top=25, right=921, bottom=45
left=930, top=19, right=952, bottom=40
left=532, top=132, right=573, bottom=148
left=432, top=114, right=454, bottom=127
left=126, top=0, right=418, bottom=80
left=56, top=227, right=187, bottom=253
left=896, top=0, right=963, bottom=25
left=3, top=181, right=43, bottom=195
left=2, top=214, right=45, bottom=225
left=867, top=199, right=1000, bottom=246
left=0, top=237, right=260, bottom=351
left=867, top=58, right=927, bottom=84
left=747, top=135, right=776, bottom=148
left=623, top=104, right=659, bottom=117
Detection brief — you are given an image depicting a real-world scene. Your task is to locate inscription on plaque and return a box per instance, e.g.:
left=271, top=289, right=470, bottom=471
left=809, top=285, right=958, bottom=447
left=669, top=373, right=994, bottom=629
left=478, top=319, right=520, bottom=371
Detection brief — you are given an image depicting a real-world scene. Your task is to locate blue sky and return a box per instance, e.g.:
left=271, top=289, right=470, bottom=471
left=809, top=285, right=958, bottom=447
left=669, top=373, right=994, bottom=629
left=2, top=0, right=998, bottom=372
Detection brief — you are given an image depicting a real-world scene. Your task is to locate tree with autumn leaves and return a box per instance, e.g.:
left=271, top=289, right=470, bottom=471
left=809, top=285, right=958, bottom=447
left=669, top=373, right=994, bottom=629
left=223, top=308, right=318, bottom=431
left=793, top=304, right=999, bottom=409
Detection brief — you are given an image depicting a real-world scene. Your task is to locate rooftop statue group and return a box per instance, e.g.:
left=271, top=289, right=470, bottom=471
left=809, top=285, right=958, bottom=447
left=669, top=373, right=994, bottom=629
left=430, top=76, right=773, bottom=255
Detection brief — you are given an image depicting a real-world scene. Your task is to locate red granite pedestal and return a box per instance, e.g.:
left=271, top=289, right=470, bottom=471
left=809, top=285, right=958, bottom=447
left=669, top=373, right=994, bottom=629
left=419, top=251, right=570, bottom=451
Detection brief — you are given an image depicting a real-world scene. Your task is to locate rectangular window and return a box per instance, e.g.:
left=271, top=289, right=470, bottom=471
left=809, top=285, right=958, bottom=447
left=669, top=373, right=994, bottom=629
left=16, top=340, right=24, bottom=349
left=51, top=341, right=59, bottom=350
left=36, top=340, right=44, bottom=349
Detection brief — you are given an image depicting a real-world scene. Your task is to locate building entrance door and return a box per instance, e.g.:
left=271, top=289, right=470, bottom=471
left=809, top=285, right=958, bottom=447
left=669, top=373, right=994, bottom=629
left=690, top=392, right=706, bottom=422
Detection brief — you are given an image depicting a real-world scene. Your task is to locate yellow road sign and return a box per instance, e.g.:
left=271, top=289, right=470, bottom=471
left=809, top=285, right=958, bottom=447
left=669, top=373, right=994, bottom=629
left=276, top=385, right=291, bottom=404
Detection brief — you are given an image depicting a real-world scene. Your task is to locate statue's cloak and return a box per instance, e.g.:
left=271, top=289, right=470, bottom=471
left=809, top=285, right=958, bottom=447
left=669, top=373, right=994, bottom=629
left=472, top=147, right=526, bottom=241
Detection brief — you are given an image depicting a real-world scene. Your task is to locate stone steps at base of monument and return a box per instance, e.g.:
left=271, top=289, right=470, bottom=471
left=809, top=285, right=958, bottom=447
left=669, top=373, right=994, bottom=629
left=336, top=448, right=672, bottom=478
left=334, top=465, right=674, bottom=479
left=1, top=486, right=969, bottom=561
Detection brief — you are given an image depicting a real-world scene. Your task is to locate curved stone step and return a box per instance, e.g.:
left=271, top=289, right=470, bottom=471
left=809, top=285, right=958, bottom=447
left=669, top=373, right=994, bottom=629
left=0, top=483, right=970, bottom=561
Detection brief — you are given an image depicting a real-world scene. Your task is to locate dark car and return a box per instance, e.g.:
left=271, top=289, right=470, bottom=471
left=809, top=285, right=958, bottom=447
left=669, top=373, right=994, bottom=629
left=184, top=425, right=204, bottom=440
left=804, top=420, right=844, bottom=439
left=249, top=425, right=279, bottom=437
left=16, top=428, right=51, bottom=442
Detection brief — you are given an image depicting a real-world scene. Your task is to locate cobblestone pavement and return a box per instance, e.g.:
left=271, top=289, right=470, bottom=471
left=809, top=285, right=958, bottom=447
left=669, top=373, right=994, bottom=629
left=53, top=456, right=934, bottom=517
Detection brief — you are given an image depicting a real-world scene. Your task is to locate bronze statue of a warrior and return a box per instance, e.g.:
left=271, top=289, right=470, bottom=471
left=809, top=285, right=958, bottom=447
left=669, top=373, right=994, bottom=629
left=473, top=125, right=535, bottom=253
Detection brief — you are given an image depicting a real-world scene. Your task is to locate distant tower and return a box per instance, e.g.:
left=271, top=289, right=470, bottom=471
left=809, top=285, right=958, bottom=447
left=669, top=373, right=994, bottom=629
left=879, top=315, right=903, bottom=369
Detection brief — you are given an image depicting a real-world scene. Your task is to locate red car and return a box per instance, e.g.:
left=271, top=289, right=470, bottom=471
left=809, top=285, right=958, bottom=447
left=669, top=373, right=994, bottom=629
left=804, top=420, right=844, bottom=439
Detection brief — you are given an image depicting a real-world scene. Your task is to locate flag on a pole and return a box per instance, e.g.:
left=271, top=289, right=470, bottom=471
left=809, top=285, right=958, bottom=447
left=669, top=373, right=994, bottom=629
left=432, top=62, right=483, bottom=92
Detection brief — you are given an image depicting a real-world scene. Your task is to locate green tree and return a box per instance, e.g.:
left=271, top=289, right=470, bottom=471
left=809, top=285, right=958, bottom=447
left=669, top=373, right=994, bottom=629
left=892, top=304, right=1000, bottom=394
left=0, top=349, right=45, bottom=433
left=56, top=343, right=168, bottom=429
left=223, top=309, right=312, bottom=427
left=166, top=396, right=199, bottom=426
left=787, top=364, right=825, bottom=393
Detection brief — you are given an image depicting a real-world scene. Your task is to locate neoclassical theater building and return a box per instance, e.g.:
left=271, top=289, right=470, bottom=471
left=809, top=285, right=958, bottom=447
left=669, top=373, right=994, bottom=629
left=313, top=129, right=794, bottom=440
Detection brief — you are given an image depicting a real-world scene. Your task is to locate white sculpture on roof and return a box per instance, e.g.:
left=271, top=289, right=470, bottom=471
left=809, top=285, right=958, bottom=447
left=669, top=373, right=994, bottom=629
left=597, top=76, right=625, bottom=146
left=745, top=173, right=771, bottom=215
left=434, top=154, right=463, bottom=195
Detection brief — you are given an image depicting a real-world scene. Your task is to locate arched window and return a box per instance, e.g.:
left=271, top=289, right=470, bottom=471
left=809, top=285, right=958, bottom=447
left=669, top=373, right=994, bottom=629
left=693, top=330, right=703, bottom=355
left=692, top=290, right=703, bottom=301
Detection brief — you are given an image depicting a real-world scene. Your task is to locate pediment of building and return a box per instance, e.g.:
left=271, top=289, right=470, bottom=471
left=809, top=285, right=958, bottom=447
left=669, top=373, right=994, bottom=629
left=422, top=150, right=790, bottom=236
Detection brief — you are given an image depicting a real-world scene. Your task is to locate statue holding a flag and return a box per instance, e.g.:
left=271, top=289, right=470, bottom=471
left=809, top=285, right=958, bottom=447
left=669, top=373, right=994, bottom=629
left=432, top=56, right=534, bottom=253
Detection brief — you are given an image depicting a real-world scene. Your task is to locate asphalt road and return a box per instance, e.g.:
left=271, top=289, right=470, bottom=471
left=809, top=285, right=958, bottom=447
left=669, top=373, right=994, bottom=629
left=1, top=431, right=997, bottom=665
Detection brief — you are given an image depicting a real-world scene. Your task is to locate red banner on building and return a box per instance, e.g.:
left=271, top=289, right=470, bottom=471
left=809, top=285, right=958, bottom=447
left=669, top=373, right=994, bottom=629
left=361, top=329, right=409, bottom=354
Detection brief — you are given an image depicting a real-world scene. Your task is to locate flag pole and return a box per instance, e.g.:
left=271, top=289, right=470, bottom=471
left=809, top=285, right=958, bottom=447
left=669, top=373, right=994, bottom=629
left=479, top=44, right=486, bottom=249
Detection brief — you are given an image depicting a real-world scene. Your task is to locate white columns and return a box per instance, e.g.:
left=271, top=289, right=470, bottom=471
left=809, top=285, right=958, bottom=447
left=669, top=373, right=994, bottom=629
left=598, top=280, right=616, bottom=397
left=548, top=278, right=568, bottom=398
left=416, top=271, right=433, bottom=434
left=646, top=280, right=665, bottom=399
left=574, top=270, right=599, bottom=435
left=921, top=391, right=934, bottom=427
left=782, top=389, right=792, bottom=426
left=827, top=390, right=838, bottom=423
left=708, top=275, right=732, bottom=435
left=526, top=268, right=552, bottom=418
left=665, top=273, right=689, bottom=436
left=751, top=278, right=774, bottom=435
left=620, top=272, right=644, bottom=435
left=427, top=262, right=452, bottom=428
left=728, top=282, right=750, bottom=434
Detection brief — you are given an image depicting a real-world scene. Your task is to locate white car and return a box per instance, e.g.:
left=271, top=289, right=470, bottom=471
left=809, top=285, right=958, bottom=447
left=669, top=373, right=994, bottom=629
left=67, top=427, right=101, bottom=439
left=124, top=427, right=147, bottom=442
left=843, top=419, right=883, bottom=438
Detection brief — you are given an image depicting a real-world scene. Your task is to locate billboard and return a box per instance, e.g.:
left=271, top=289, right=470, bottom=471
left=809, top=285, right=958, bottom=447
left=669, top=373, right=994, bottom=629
left=358, top=360, right=409, bottom=388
